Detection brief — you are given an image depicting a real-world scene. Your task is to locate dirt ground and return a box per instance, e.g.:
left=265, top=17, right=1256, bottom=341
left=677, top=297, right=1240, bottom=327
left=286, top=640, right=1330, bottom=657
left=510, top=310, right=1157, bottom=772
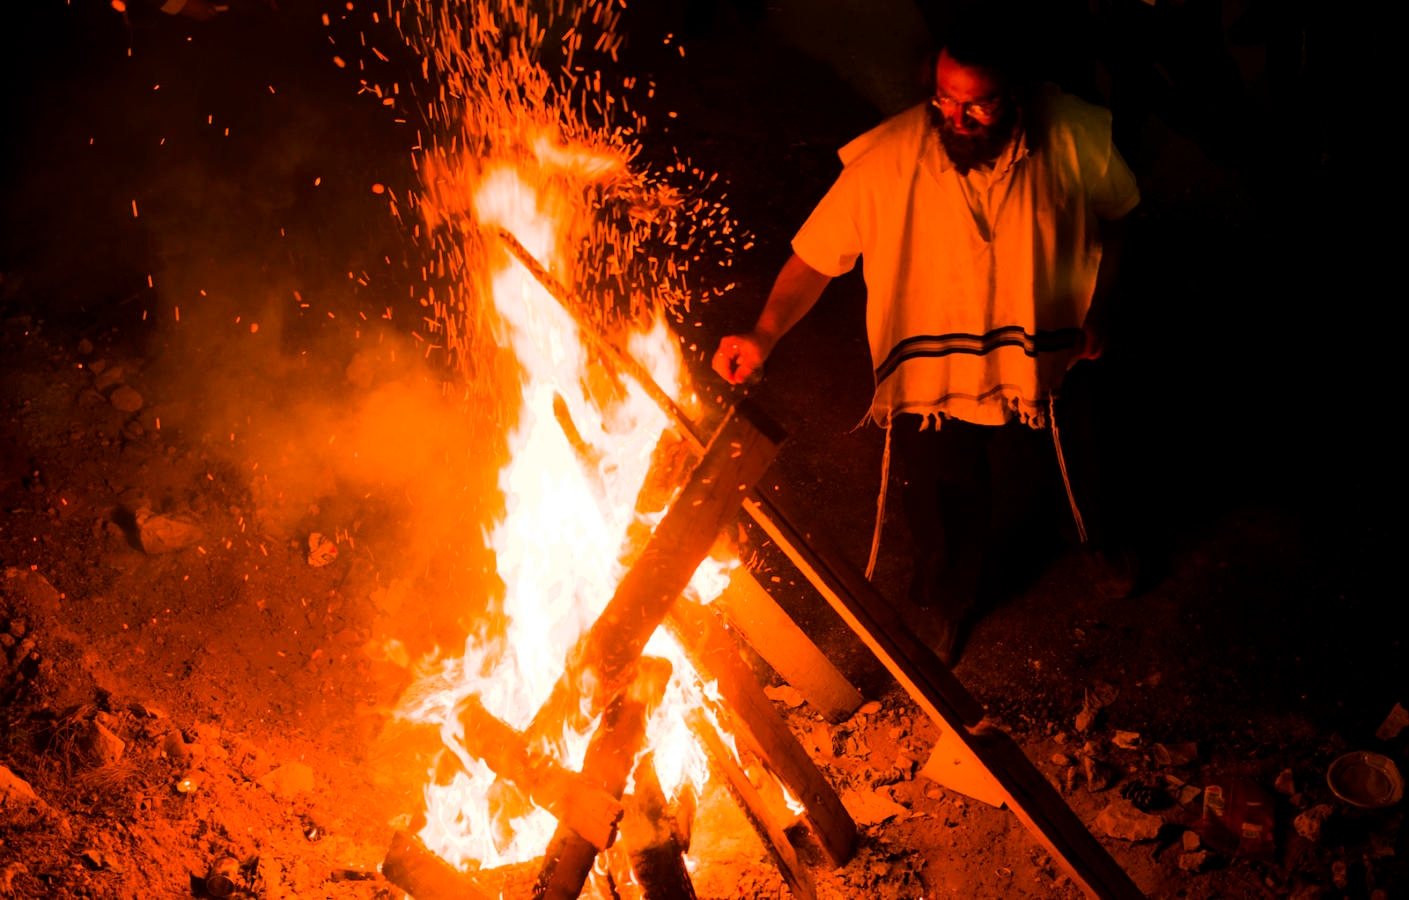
left=1, top=2, right=1404, bottom=899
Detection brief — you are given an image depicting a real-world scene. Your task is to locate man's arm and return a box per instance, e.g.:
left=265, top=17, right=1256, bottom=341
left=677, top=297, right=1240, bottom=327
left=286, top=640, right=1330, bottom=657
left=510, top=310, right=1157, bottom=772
left=1077, top=215, right=1128, bottom=361
left=712, top=253, right=833, bottom=384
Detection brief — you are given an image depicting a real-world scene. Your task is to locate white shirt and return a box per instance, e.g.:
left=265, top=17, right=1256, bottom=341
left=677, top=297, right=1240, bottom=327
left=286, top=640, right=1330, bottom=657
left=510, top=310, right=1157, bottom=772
left=792, top=87, right=1140, bottom=428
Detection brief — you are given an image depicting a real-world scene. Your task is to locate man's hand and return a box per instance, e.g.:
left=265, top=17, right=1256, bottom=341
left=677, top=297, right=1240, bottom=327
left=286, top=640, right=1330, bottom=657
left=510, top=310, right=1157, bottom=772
left=712, top=333, right=769, bottom=385
left=1076, top=313, right=1106, bottom=361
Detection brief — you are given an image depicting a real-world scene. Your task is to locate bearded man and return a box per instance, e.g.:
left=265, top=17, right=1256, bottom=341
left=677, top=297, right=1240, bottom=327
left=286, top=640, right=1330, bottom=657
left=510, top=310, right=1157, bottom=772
left=711, top=7, right=1141, bottom=663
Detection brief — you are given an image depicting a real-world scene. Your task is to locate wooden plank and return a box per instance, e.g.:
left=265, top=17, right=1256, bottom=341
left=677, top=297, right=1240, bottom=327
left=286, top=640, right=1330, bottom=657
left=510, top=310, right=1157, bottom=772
left=666, top=598, right=856, bottom=868
left=534, top=658, right=673, bottom=900
left=620, top=754, right=699, bottom=900
left=741, top=486, right=1145, bottom=900
left=712, top=565, right=865, bottom=723
left=382, top=830, right=495, bottom=900
left=455, top=697, right=624, bottom=850
left=527, top=400, right=786, bottom=744
left=686, top=710, right=818, bottom=900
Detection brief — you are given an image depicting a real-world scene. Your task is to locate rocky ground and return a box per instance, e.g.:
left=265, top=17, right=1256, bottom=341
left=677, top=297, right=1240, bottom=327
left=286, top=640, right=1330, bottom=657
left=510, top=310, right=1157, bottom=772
left=2, top=2, right=1404, bottom=899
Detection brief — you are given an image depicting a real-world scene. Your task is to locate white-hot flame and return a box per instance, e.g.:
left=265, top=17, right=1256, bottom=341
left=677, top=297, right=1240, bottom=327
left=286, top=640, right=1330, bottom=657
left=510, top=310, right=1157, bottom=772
left=402, top=141, right=739, bottom=870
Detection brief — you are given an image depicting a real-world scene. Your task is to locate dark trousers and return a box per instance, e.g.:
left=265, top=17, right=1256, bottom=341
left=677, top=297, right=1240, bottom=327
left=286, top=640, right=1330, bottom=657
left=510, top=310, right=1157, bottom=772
left=893, top=371, right=1109, bottom=621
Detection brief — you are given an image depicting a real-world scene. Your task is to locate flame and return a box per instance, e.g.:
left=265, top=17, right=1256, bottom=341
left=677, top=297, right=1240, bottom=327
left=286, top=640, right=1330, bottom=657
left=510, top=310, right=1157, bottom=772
left=391, top=0, right=748, bottom=872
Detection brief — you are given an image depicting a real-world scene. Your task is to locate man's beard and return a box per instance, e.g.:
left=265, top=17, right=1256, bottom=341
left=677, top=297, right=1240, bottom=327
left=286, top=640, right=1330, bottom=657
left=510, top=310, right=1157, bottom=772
left=930, top=104, right=1018, bottom=175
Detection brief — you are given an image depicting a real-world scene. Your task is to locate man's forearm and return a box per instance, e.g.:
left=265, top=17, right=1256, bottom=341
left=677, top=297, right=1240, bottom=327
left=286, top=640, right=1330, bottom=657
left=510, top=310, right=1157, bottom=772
left=751, top=253, right=833, bottom=353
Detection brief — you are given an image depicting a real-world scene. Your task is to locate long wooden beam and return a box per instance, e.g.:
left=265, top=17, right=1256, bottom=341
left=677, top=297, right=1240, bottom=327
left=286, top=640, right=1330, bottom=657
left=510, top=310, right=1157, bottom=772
left=666, top=598, right=855, bottom=868
left=740, top=485, right=1145, bottom=900
left=711, top=564, right=864, bottom=723
left=525, top=400, right=785, bottom=746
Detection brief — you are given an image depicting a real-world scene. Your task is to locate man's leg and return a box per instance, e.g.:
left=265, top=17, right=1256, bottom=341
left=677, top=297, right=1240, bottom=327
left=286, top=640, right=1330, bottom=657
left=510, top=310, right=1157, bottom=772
left=893, top=414, right=993, bottom=660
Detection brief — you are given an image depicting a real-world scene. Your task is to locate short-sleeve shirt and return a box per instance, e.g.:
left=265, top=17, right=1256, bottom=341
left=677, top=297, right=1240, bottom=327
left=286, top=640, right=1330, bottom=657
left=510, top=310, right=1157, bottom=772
left=792, top=86, right=1139, bottom=428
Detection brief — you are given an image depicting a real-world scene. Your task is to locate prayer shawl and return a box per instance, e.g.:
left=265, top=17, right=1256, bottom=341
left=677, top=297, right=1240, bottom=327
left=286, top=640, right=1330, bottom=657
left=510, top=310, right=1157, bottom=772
left=792, top=87, right=1139, bottom=429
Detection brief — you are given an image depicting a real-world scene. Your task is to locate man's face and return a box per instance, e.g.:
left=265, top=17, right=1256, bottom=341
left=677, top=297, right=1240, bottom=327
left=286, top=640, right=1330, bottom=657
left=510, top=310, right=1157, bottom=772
left=930, top=49, right=1014, bottom=174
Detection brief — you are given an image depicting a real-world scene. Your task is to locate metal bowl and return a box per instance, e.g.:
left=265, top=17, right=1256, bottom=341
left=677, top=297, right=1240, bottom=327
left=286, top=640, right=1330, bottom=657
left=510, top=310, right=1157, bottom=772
left=1326, top=751, right=1404, bottom=809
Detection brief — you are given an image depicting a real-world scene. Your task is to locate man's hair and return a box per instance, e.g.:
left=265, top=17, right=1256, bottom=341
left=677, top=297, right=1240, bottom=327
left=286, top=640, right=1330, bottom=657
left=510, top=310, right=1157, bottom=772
left=924, top=2, right=1041, bottom=95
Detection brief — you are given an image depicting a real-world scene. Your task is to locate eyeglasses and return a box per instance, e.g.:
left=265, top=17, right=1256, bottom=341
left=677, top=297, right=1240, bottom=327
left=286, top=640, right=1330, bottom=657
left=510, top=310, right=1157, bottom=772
left=930, top=91, right=1003, bottom=125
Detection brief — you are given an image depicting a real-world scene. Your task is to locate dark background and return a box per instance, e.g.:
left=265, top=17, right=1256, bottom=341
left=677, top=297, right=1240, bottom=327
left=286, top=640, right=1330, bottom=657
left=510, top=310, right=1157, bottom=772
left=1, top=0, right=1401, bottom=774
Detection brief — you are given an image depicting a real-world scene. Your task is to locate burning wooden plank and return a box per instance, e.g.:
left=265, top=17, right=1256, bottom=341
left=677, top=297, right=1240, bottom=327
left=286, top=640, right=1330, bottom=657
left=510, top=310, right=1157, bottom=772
left=619, top=754, right=698, bottom=900
left=525, top=400, right=784, bottom=744
left=534, top=657, right=673, bottom=900
left=456, top=696, right=624, bottom=851
left=710, top=564, right=864, bottom=724
left=686, top=709, right=818, bottom=900
left=666, top=597, right=855, bottom=869
left=382, top=830, right=495, bottom=900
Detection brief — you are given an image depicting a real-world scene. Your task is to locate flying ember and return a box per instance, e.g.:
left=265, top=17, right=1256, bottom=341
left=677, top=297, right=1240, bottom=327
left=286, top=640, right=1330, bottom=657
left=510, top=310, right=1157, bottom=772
left=390, top=0, right=743, bottom=873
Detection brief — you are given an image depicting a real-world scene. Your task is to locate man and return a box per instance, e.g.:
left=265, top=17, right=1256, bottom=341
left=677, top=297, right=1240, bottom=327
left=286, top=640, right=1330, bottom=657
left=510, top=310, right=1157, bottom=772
left=712, top=8, right=1140, bottom=663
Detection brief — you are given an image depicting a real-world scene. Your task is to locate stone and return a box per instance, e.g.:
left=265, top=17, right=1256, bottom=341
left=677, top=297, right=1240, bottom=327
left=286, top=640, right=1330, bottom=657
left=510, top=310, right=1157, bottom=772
left=1050, top=752, right=1073, bottom=767
left=841, top=787, right=909, bottom=827
left=1094, top=798, right=1163, bottom=842
left=1177, top=850, right=1209, bottom=872
left=1274, top=768, right=1296, bottom=795
left=76, top=720, right=126, bottom=767
left=1294, top=804, right=1334, bottom=844
left=136, top=512, right=202, bottom=554
left=1375, top=703, right=1409, bottom=741
left=763, top=684, right=805, bottom=708
left=109, top=385, right=143, bottom=412
left=1083, top=755, right=1116, bottom=792
left=1112, top=730, right=1140, bottom=750
left=0, top=764, right=52, bottom=825
left=162, top=731, right=193, bottom=766
left=1182, top=830, right=1201, bottom=851
left=855, top=700, right=883, bottom=717
left=257, top=762, right=315, bottom=799
left=92, top=366, right=124, bottom=391
left=1075, top=706, right=1097, bottom=733
left=1153, top=742, right=1199, bottom=767
left=77, top=339, right=94, bottom=355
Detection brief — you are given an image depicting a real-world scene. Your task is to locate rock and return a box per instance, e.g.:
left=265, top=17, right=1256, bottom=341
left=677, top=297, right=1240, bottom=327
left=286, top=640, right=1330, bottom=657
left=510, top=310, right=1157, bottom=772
left=855, top=699, right=883, bottom=717
left=1087, top=681, right=1120, bottom=709
left=77, top=339, right=94, bottom=355
left=307, top=532, right=338, bottom=567
left=1062, top=765, right=1080, bottom=793
left=109, top=385, right=143, bottom=412
left=76, top=720, right=126, bottom=767
left=1153, top=742, right=1199, bottom=767
left=1050, top=752, right=1073, bottom=766
left=136, top=512, right=202, bottom=554
left=1177, top=850, right=1209, bottom=872
left=88, top=358, right=107, bottom=374
left=1075, top=706, right=1098, bottom=733
left=840, top=788, right=909, bottom=827
left=0, top=764, right=52, bottom=825
left=1331, top=860, right=1348, bottom=889
left=1274, top=768, right=1296, bottom=795
left=763, top=684, right=805, bottom=708
left=1112, top=730, right=1140, bottom=750
left=93, top=366, right=124, bottom=391
left=258, top=762, right=315, bottom=799
left=128, top=700, right=167, bottom=719
left=1294, top=804, right=1334, bottom=844
left=1094, top=798, right=1163, bottom=841
left=162, top=731, right=193, bottom=766
left=1375, top=703, right=1409, bottom=741
left=1182, top=830, right=1201, bottom=851
left=1083, top=755, right=1116, bottom=792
